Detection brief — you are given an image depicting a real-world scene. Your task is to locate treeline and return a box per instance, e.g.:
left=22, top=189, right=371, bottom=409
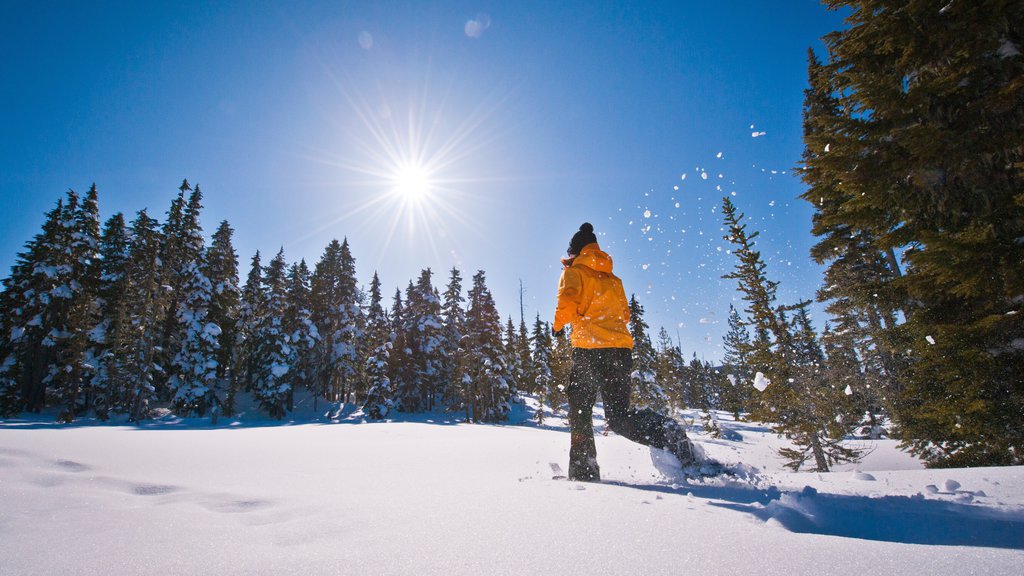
left=0, top=181, right=521, bottom=422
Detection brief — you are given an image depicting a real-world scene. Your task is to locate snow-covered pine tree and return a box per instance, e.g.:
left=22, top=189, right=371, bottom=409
left=284, top=260, right=318, bottom=399
left=232, top=251, right=264, bottom=412
left=27, top=189, right=100, bottom=421
left=387, top=287, right=414, bottom=410
left=86, top=212, right=130, bottom=419
left=517, top=317, right=535, bottom=395
left=331, top=239, right=363, bottom=405
left=252, top=249, right=292, bottom=419
left=456, top=271, right=511, bottom=422
left=627, top=295, right=668, bottom=414
left=531, top=314, right=555, bottom=425
left=362, top=272, right=394, bottom=419
left=503, top=317, right=521, bottom=399
left=153, top=180, right=192, bottom=400
left=206, top=221, right=240, bottom=390
left=120, top=209, right=166, bottom=421
left=0, top=197, right=70, bottom=414
left=310, top=239, right=361, bottom=405
left=439, top=267, right=465, bottom=407
left=400, top=269, right=444, bottom=412
left=168, top=185, right=220, bottom=416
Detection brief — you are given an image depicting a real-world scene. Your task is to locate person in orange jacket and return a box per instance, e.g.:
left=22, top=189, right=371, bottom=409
left=554, top=222, right=694, bottom=481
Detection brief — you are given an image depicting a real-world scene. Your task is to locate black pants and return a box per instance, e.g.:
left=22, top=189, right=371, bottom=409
left=567, top=347, right=673, bottom=481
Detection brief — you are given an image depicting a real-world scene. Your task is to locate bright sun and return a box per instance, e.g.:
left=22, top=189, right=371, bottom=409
left=393, top=163, right=432, bottom=200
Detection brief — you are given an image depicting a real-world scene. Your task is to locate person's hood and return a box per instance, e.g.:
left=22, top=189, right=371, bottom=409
left=572, top=243, right=613, bottom=274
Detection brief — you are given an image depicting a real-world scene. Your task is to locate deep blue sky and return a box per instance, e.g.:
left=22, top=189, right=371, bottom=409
left=1, top=1, right=848, bottom=361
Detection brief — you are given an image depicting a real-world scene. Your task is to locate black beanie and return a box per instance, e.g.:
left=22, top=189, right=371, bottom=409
left=567, top=222, right=597, bottom=256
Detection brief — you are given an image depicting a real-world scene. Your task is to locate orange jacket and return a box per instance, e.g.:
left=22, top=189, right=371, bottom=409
left=554, top=243, right=633, bottom=349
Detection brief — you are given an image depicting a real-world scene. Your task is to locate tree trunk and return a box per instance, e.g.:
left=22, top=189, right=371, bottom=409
left=811, top=433, right=829, bottom=472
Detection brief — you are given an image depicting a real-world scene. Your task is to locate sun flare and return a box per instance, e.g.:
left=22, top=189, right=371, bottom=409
left=393, top=162, right=432, bottom=201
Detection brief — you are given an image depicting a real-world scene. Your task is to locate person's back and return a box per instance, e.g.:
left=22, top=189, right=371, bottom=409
left=555, top=241, right=632, bottom=350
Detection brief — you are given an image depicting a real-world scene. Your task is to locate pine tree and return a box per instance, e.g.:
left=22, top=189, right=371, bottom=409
left=20, top=190, right=100, bottom=421
left=776, top=303, right=863, bottom=472
left=284, top=260, right=318, bottom=399
left=206, top=221, right=240, bottom=389
left=517, top=317, right=535, bottom=394
left=627, top=295, right=668, bottom=413
left=803, top=2, right=1024, bottom=466
left=85, top=212, right=130, bottom=419
left=119, top=209, right=166, bottom=421
left=721, top=305, right=753, bottom=419
left=455, top=271, right=511, bottom=422
left=387, top=287, right=414, bottom=409
left=252, top=249, right=291, bottom=418
left=1, top=198, right=71, bottom=414
left=400, top=269, right=444, bottom=412
left=310, top=239, right=362, bottom=405
left=439, top=267, right=465, bottom=407
left=722, top=196, right=861, bottom=471
left=654, top=327, right=684, bottom=408
left=233, top=251, right=264, bottom=412
left=154, top=180, right=192, bottom=400
left=531, top=314, right=555, bottom=424
left=503, top=317, right=522, bottom=398
left=167, top=185, right=220, bottom=416
left=362, top=272, right=394, bottom=419
left=549, top=326, right=573, bottom=410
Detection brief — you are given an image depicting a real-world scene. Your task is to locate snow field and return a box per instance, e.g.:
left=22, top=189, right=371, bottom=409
left=1, top=403, right=1022, bottom=576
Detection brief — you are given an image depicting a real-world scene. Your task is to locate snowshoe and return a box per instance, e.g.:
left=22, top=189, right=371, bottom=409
left=664, top=420, right=697, bottom=466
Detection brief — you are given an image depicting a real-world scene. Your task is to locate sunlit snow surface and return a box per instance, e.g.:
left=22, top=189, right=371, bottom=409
left=2, top=396, right=1023, bottom=576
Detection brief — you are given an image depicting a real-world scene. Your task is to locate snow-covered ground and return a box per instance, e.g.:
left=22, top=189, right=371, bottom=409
left=1, top=397, right=1022, bottom=576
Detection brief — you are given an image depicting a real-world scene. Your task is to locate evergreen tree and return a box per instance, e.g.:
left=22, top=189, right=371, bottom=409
left=439, top=267, right=465, bottom=407
left=503, top=317, right=522, bottom=398
left=86, top=212, right=130, bottom=419
left=454, top=271, right=511, bottom=422
left=776, top=303, right=863, bottom=472
left=284, top=260, right=318, bottom=400
left=8, top=190, right=101, bottom=421
left=721, top=304, right=753, bottom=419
left=310, top=239, right=362, bottom=405
left=119, top=209, right=166, bottom=421
left=0, top=201, right=71, bottom=415
left=549, top=326, right=573, bottom=413
left=723, top=196, right=861, bottom=471
left=206, top=221, right=240, bottom=388
left=803, top=2, right=1024, bottom=466
left=233, top=251, right=264, bottom=412
left=654, top=327, right=685, bottom=408
left=400, top=269, right=444, bottom=411
left=517, top=317, right=535, bottom=394
left=252, top=249, right=291, bottom=418
left=362, top=272, right=394, bottom=419
left=168, top=185, right=220, bottom=416
left=154, top=180, right=192, bottom=399
left=531, top=314, right=555, bottom=424
left=627, top=295, right=668, bottom=413
left=387, top=287, right=414, bottom=410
